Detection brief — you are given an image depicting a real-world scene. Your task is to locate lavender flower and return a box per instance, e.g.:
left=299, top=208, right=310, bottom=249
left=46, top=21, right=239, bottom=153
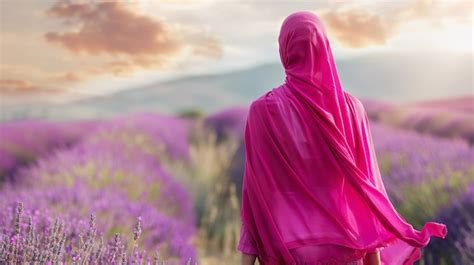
left=0, top=119, right=98, bottom=182
left=423, top=185, right=474, bottom=264
left=0, top=203, right=194, bottom=264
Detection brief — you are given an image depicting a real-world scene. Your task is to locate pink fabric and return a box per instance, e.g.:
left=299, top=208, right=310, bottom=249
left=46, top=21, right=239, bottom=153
left=238, top=222, right=371, bottom=264
left=238, top=222, right=259, bottom=255
left=239, top=11, right=447, bottom=265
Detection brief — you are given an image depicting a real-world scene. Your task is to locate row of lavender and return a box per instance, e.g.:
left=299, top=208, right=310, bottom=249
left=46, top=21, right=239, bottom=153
left=360, top=96, right=474, bottom=145
left=0, top=119, right=99, bottom=182
left=0, top=113, right=197, bottom=264
left=370, top=123, right=474, bottom=264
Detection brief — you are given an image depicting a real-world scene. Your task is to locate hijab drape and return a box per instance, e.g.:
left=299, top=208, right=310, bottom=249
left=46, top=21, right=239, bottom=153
left=240, top=11, right=447, bottom=265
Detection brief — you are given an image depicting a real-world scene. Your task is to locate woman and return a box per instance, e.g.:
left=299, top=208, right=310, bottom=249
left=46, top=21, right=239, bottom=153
left=237, top=11, right=447, bottom=265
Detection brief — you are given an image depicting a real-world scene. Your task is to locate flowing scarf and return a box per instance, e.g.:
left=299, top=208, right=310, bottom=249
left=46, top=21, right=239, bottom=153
left=240, top=11, right=447, bottom=265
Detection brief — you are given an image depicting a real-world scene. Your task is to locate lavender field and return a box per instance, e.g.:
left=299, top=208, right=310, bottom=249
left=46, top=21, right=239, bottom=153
left=362, top=95, right=474, bottom=144
left=2, top=0, right=472, bottom=263
left=1, top=100, right=473, bottom=264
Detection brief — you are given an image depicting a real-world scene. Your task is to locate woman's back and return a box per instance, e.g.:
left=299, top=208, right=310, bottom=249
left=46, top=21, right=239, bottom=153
left=239, top=85, right=385, bottom=264
left=238, top=11, right=447, bottom=265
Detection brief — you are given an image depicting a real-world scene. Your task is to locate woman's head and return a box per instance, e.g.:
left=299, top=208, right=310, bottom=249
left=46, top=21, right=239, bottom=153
left=278, top=11, right=336, bottom=92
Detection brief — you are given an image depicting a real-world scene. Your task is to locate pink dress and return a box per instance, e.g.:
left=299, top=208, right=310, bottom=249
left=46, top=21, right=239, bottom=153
left=238, top=222, right=381, bottom=264
left=238, top=11, right=446, bottom=265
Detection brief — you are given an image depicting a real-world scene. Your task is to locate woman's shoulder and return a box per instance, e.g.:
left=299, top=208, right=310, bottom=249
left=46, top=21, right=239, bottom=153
left=343, top=90, right=366, bottom=114
left=249, top=88, right=277, bottom=113
left=343, top=90, right=371, bottom=130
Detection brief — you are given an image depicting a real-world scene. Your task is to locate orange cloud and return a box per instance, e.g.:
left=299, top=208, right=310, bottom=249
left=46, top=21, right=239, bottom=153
left=394, top=0, right=472, bottom=27
left=320, top=0, right=472, bottom=48
left=44, top=1, right=180, bottom=57
left=102, top=60, right=136, bottom=76
left=0, top=79, right=59, bottom=94
left=1, top=63, right=83, bottom=89
left=53, top=72, right=83, bottom=83
left=43, top=0, right=222, bottom=75
left=321, top=8, right=398, bottom=48
left=190, top=33, right=223, bottom=58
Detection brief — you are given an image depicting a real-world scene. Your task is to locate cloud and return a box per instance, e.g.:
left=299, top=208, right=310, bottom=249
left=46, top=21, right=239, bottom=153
left=183, top=27, right=223, bottom=58
left=0, top=63, right=83, bottom=93
left=320, top=0, right=472, bottom=48
left=98, top=59, right=156, bottom=77
left=0, top=79, right=59, bottom=94
left=44, top=1, right=180, bottom=57
left=53, top=72, right=83, bottom=83
left=394, top=0, right=472, bottom=26
left=321, top=8, right=398, bottom=48
left=43, top=1, right=222, bottom=73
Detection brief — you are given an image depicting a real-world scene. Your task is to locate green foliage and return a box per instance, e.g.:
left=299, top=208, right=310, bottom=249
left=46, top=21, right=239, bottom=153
left=164, top=119, right=241, bottom=257
left=177, top=108, right=206, bottom=119
left=397, top=170, right=474, bottom=228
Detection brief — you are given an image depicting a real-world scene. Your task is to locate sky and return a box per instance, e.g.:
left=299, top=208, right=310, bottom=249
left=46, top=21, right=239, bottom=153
left=0, top=0, right=472, bottom=104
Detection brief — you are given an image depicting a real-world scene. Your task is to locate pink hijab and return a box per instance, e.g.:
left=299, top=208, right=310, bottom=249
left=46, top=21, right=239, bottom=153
left=240, top=11, right=447, bottom=264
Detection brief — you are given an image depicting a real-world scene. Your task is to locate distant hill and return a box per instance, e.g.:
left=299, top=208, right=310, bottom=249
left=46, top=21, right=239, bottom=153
left=1, top=52, right=472, bottom=121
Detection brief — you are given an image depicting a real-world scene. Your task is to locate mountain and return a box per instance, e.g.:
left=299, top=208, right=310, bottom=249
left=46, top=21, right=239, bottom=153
left=1, top=52, right=472, bottom=121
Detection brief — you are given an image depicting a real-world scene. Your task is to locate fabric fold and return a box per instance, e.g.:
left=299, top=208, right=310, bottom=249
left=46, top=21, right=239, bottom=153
left=239, top=11, right=447, bottom=265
